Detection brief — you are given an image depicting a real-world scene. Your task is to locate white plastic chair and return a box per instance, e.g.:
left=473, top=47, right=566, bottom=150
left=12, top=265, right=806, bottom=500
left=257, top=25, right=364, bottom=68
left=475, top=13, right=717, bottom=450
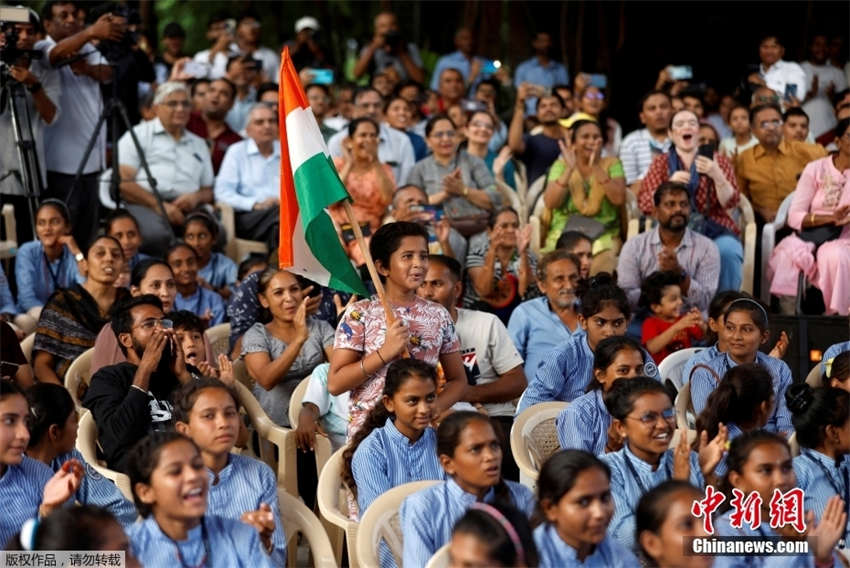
left=277, top=488, right=338, bottom=568
left=425, top=544, right=450, bottom=568
left=204, top=322, right=231, bottom=360
left=760, top=192, right=796, bottom=303
left=217, top=202, right=268, bottom=263
left=0, top=203, right=17, bottom=259
left=76, top=410, right=135, bottom=503
left=737, top=194, right=758, bottom=295
left=287, top=374, right=333, bottom=503
left=316, top=447, right=356, bottom=567
left=509, top=401, right=567, bottom=486
left=64, top=347, right=94, bottom=409
left=19, top=333, right=35, bottom=363
left=674, top=382, right=694, bottom=431
left=657, top=347, right=704, bottom=393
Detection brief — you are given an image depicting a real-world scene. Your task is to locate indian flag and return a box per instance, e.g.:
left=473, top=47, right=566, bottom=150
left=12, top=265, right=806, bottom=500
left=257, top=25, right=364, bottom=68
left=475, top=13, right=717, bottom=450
left=277, top=47, right=368, bottom=296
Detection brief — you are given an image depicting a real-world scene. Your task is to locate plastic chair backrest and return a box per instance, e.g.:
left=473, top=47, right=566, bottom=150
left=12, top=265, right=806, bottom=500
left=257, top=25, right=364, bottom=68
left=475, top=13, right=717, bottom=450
left=286, top=374, right=333, bottom=504
left=20, top=333, right=35, bottom=363
left=737, top=193, right=757, bottom=295
left=425, top=544, right=450, bottom=568
left=804, top=364, right=824, bottom=388
left=277, top=488, right=338, bottom=568
left=65, top=347, right=94, bottom=409
left=317, top=447, right=359, bottom=567
left=658, top=348, right=703, bottom=392
left=356, top=480, right=440, bottom=568
left=217, top=202, right=268, bottom=263
left=760, top=192, right=795, bottom=302
left=674, top=382, right=693, bottom=431
left=76, top=410, right=134, bottom=502
left=510, top=401, right=568, bottom=482
left=788, top=432, right=800, bottom=457
left=205, top=323, right=231, bottom=360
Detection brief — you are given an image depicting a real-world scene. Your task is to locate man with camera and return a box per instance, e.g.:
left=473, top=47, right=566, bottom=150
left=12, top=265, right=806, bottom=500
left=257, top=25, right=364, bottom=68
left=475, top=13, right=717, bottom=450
left=0, top=7, right=59, bottom=239
left=353, top=11, right=424, bottom=83
left=39, top=1, right=124, bottom=249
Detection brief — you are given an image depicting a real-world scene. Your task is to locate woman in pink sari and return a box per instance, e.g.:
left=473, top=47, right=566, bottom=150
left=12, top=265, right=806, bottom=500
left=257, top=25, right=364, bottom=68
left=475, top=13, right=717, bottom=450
left=769, top=117, right=850, bottom=315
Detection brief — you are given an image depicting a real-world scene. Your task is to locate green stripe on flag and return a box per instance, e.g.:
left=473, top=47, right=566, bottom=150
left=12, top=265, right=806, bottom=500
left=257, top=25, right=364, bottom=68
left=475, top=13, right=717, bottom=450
left=292, top=153, right=368, bottom=296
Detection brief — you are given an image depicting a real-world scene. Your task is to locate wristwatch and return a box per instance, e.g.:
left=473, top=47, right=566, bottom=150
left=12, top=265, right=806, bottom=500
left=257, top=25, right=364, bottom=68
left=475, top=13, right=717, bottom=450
left=74, top=252, right=84, bottom=262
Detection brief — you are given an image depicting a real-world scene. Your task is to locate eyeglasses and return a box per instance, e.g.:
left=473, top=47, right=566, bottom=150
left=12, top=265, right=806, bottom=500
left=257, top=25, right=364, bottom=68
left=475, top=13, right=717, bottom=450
left=469, top=120, right=494, bottom=131
left=431, top=131, right=456, bottom=139
left=133, top=318, right=173, bottom=331
left=758, top=119, right=783, bottom=129
left=584, top=92, right=605, bottom=101
left=162, top=100, right=191, bottom=109
left=672, top=119, right=699, bottom=129
left=626, top=408, right=676, bottom=426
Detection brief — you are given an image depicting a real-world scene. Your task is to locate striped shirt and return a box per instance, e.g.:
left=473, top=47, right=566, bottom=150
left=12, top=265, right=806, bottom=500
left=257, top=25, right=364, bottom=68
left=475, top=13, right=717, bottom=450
left=519, top=335, right=660, bottom=413
left=174, top=286, right=226, bottom=326
left=50, top=449, right=137, bottom=527
left=557, top=389, right=610, bottom=456
left=352, top=419, right=444, bottom=516
left=127, top=514, right=273, bottom=568
left=533, top=524, right=638, bottom=567
left=198, top=252, right=238, bottom=290
left=681, top=343, right=720, bottom=386
left=0, top=457, right=55, bottom=548
left=206, top=453, right=286, bottom=566
left=793, top=449, right=850, bottom=546
left=507, top=297, right=584, bottom=381
left=690, top=352, right=793, bottom=434
left=602, top=444, right=704, bottom=550
left=822, top=341, right=850, bottom=373
left=400, top=477, right=535, bottom=568
left=618, top=128, right=672, bottom=185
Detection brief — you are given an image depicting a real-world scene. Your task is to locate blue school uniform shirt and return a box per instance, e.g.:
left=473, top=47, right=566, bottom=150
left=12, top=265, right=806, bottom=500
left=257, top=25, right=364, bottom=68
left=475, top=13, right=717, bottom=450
left=507, top=296, right=583, bottom=381
left=823, top=341, right=850, bottom=374
left=352, top=418, right=445, bottom=515
left=15, top=241, right=83, bottom=311
left=681, top=342, right=720, bottom=385
left=601, top=443, right=704, bottom=549
left=533, top=524, right=637, bottom=568
left=400, top=477, right=535, bottom=568
left=127, top=252, right=149, bottom=272
left=206, top=453, right=286, bottom=566
left=198, top=252, right=238, bottom=290
left=175, top=286, right=226, bottom=326
left=49, top=449, right=137, bottom=527
left=519, top=334, right=660, bottom=413
left=127, top=514, right=274, bottom=568
left=713, top=509, right=829, bottom=568
left=690, top=352, right=793, bottom=434
left=793, top=449, right=850, bottom=546
left=0, top=456, right=55, bottom=548
left=557, top=389, right=610, bottom=455
left=0, top=264, right=16, bottom=315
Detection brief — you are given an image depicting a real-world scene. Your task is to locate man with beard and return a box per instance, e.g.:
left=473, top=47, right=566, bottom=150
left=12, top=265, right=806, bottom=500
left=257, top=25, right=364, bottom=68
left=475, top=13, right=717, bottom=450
left=619, top=91, right=673, bottom=195
left=186, top=77, right=242, bottom=174
left=508, top=250, right=582, bottom=380
left=617, top=182, right=720, bottom=315
left=508, top=88, right=565, bottom=184
left=83, top=295, right=197, bottom=472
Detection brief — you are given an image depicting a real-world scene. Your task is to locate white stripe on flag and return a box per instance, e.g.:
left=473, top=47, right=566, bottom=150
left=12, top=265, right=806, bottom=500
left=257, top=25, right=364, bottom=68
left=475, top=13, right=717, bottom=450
left=289, top=213, right=332, bottom=287
left=285, top=107, right=328, bottom=171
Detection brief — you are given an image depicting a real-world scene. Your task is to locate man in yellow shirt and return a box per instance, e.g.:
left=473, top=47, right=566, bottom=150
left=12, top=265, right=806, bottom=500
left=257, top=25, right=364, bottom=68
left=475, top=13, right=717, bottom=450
left=735, top=103, right=826, bottom=222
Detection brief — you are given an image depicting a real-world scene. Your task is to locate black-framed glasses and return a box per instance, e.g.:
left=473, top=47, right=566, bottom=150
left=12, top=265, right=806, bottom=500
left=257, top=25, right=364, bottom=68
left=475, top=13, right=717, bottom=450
left=133, top=317, right=173, bottom=331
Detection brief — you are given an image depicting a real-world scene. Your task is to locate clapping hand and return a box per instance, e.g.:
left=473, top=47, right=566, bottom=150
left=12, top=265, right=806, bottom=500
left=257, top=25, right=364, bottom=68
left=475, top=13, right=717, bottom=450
left=672, top=426, right=691, bottom=481
left=557, top=136, right=577, bottom=171
left=442, top=169, right=465, bottom=196
left=40, top=459, right=84, bottom=517
left=697, top=423, right=728, bottom=476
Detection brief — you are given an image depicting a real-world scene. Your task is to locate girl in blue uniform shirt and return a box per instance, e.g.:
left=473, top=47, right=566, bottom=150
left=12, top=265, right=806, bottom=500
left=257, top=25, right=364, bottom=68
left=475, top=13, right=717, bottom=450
left=172, top=378, right=286, bottom=565
left=0, top=379, right=85, bottom=547
left=25, top=383, right=138, bottom=526
left=518, top=274, right=661, bottom=412
left=635, top=480, right=713, bottom=568
left=184, top=212, right=238, bottom=300
left=450, top=502, right=539, bottom=568
left=557, top=335, right=650, bottom=455
left=166, top=242, right=226, bottom=326
left=689, top=298, right=793, bottom=434
left=344, top=359, right=445, bottom=518
left=680, top=290, right=744, bottom=385
left=787, top=384, right=850, bottom=548
left=105, top=209, right=149, bottom=288
left=400, top=411, right=535, bottom=568
left=824, top=351, right=850, bottom=391
left=601, top=377, right=727, bottom=549
left=125, top=431, right=273, bottom=568
left=533, top=450, right=637, bottom=566
left=694, top=363, right=774, bottom=477
left=713, top=430, right=846, bottom=568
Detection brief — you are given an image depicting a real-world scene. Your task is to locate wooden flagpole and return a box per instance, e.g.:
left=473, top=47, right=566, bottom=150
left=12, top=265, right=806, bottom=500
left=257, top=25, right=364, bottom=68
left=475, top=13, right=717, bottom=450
left=343, top=201, right=395, bottom=325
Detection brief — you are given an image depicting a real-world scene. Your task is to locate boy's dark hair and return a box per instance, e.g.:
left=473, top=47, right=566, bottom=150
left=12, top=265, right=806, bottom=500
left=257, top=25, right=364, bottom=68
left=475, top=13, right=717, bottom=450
left=639, top=270, right=683, bottom=310
left=237, top=255, right=267, bottom=281
left=369, top=222, right=429, bottom=280
left=168, top=310, right=206, bottom=334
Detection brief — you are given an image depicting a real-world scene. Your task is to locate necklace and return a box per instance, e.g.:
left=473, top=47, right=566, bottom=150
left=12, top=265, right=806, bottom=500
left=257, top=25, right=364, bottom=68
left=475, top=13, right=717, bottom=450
left=166, top=517, right=211, bottom=568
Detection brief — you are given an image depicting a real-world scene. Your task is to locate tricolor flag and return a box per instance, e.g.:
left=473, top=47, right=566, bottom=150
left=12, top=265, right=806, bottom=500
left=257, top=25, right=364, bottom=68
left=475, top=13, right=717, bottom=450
left=277, top=47, right=368, bottom=296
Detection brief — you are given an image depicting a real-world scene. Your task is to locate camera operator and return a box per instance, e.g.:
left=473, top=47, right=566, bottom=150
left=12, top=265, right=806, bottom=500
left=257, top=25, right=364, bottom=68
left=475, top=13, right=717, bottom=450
left=353, top=11, right=424, bottom=83
left=285, top=16, right=327, bottom=71
left=0, top=8, right=59, bottom=241
left=39, top=1, right=124, bottom=249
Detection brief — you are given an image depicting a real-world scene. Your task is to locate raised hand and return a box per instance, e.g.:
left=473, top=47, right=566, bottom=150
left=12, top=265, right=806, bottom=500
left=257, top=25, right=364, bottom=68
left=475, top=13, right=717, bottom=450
left=333, top=293, right=358, bottom=319
left=492, top=146, right=512, bottom=178
left=40, top=459, right=84, bottom=516
left=138, top=328, right=168, bottom=375
left=672, top=427, right=692, bottom=480
left=294, top=297, right=310, bottom=343
left=435, top=218, right=451, bottom=244
left=769, top=330, right=789, bottom=359
left=240, top=503, right=275, bottom=553
left=697, top=423, right=728, bottom=475
left=557, top=136, right=577, bottom=171
left=669, top=170, right=691, bottom=184
left=518, top=224, right=532, bottom=254
left=807, top=496, right=847, bottom=563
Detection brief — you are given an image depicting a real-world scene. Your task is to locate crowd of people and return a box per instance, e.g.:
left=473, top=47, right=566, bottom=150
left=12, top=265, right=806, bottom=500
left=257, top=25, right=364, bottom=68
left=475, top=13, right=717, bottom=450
left=1, top=2, right=850, bottom=567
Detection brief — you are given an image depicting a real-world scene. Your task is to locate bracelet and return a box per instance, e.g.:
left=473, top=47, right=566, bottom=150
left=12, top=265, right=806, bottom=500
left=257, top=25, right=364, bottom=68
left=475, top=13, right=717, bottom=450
left=809, top=212, right=816, bottom=225
left=130, top=384, right=148, bottom=394
left=375, top=349, right=387, bottom=365
left=463, top=187, right=470, bottom=197
left=360, top=358, right=369, bottom=379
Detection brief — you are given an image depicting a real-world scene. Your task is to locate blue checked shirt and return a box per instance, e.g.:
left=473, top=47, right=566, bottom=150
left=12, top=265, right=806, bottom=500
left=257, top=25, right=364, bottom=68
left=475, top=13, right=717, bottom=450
left=0, top=456, right=55, bottom=548
left=793, top=449, right=850, bottom=546
left=823, top=341, right=850, bottom=374
left=175, top=286, right=226, bottom=326
left=556, top=389, right=610, bottom=456
left=400, top=477, right=535, bottom=568
left=602, top=444, right=704, bottom=550
left=519, top=335, right=660, bottom=413
left=508, top=297, right=584, bottom=381
left=533, top=524, right=637, bottom=567
left=206, top=453, right=286, bottom=566
left=50, top=449, right=137, bottom=527
left=127, top=514, right=273, bottom=568
left=198, top=252, right=238, bottom=291
left=690, top=352, right=793, bottom=434
left=352, top=419, right=445, bottom=516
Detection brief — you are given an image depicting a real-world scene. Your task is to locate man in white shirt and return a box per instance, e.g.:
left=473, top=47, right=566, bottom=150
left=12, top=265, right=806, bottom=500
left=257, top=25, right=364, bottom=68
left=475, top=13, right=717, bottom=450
left=118, top=82, right=214, bottom=253
left=418, top=254, right=526, bottom=479
left=618, top=90, right=673, bottom=194
left=748, top=34, right=807, bottom=104
left=215, top=104, right=280, bottom=251
left=40, top=1, right=123, bottom=248
left=327, top=87, right=415, bottom=183
left=192, top=13, right=238, bottom=80
left=802, top=34, right=849, bottom=139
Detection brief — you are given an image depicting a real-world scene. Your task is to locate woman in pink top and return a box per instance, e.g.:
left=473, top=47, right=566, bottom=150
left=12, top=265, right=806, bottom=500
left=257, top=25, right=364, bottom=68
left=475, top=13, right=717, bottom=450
left=770, top=117, right=850, bottom=315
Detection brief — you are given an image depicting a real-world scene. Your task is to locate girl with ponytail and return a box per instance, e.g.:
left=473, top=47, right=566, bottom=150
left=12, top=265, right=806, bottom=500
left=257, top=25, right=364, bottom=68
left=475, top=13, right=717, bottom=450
left=787, top=383, right=850, bottom=547
left=400, top=411, right=535, bottom=568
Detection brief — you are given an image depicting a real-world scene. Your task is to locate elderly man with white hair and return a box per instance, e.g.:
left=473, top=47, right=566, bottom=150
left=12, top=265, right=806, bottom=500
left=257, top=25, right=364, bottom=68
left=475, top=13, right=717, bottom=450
left=215, top=103, right=281, bottom=251
left=118, top=81, right=215, bottom=253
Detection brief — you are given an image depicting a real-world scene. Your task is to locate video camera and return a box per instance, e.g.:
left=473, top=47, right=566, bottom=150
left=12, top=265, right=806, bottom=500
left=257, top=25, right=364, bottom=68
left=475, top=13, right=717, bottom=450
left=88, top=2, right=133, bottom=61
left=0, top=6, right=43, bottom=67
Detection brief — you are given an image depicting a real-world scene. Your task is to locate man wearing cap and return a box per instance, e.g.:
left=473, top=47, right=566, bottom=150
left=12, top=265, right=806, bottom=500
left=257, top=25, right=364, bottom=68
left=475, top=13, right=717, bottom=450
left=353, top=11, right=424, bottom=83
left=286, top=16, right=327, bottom=71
